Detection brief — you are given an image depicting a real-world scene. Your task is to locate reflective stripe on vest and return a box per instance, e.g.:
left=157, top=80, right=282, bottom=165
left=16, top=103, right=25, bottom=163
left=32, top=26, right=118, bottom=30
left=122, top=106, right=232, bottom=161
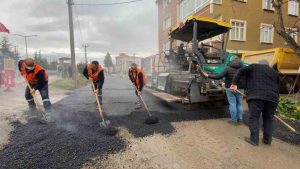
left=21, top=62, right=48, bottom=85
left=87, top=64, right=103, bottom=82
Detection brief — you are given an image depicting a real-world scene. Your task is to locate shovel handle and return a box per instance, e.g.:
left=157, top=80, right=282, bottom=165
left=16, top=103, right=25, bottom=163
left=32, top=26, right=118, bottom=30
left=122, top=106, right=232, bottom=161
left=274, top=115, right=299, bottom=134
left=23, top=76, right=46, bottom=118
left=132, top=84, right=152, bottom=116
left=90, top=81, right=105, bottom=123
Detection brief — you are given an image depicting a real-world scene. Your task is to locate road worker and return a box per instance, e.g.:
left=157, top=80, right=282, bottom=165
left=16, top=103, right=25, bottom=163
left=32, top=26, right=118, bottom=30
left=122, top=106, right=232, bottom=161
left=128, top=63, right=146, bottom=109
left=83, top=61, right=105, bottom=105
left=18, top=58, right=51, bottom=111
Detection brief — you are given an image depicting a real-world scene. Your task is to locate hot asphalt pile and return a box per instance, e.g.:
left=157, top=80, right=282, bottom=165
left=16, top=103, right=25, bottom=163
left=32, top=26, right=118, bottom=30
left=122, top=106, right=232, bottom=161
left=0, top=110, right=125, bottom=169
left=0, top=87, right=230, bottom=168
left=0, top=83, right=299, bottom=168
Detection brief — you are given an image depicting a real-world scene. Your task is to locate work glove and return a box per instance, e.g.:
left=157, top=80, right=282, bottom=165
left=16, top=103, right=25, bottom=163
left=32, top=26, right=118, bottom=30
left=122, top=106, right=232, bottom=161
left=94, top=88, right=102, bottom=95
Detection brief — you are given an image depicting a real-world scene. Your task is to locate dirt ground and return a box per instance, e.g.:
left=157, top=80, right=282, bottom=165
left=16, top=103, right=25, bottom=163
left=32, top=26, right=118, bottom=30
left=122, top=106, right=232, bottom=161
left=1, top=76, right=300, bottom=169
left=98, top=120, right=300, bottom=169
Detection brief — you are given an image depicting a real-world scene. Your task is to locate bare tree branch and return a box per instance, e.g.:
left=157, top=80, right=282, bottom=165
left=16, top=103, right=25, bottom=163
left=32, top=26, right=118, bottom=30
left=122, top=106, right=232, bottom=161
left=272, top=0, right=300, bottom=56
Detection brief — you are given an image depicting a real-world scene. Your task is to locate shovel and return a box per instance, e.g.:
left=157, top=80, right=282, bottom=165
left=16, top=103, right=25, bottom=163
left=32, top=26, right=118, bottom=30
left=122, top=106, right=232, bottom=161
left=90, top=81, right=118, bottom=136
left=23, top=77, right=47, bottom=122
left=90, top=81, right=110, bottom=127
left=132, top=84, right=159, bottom=124
left=235, top=89, right=300, bottom=135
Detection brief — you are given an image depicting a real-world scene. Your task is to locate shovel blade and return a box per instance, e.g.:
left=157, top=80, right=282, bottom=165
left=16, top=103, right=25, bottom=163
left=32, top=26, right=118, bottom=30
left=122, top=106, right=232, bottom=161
left=99, top=120, right=111, bottom=127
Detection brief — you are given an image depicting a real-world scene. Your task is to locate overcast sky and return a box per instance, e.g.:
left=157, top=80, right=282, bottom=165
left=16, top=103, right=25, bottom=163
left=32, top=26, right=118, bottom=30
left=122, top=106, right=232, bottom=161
left=0, top=0, right=158, bottom=62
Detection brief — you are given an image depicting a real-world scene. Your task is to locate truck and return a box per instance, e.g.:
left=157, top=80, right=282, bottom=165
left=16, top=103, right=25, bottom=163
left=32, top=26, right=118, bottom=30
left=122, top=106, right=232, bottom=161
left=147, top=16, right=234, bottom=104
left=242, top=48, right=300, bottom=93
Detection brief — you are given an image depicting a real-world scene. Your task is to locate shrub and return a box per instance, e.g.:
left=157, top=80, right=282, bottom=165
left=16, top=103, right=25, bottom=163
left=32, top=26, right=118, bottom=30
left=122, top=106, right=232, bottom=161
left=276, top=98, right=300, bottom=120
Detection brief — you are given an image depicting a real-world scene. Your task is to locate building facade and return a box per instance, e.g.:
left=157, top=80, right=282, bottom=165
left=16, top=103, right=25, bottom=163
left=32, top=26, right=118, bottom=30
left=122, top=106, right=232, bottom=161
left=115, top=53, right=142, bottom=75
left=157, top=0, right=299, bottom=55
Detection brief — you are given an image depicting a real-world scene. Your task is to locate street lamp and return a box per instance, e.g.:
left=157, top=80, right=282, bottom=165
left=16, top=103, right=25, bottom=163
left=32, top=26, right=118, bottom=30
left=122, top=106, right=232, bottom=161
left=12, top=34, right=38, bottom=58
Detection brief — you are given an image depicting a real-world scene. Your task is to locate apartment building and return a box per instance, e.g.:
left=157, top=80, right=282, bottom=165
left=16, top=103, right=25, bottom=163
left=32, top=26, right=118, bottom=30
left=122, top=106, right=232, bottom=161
left=115, top=53, right=142, bottom=75
left=157, top=0, right=300, bottom=54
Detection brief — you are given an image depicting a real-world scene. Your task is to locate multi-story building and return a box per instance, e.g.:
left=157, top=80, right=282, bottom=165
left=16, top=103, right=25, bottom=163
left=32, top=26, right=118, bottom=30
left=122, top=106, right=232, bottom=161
left=115, top=53, right=142, bottom=75
left=157, top=0, right=299, bottom=55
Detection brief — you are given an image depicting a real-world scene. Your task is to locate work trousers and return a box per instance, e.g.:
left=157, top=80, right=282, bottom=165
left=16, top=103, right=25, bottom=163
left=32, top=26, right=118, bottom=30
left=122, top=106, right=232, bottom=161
left=225, top=88, right=244, bottom=122
left=248, top=99, right=278, bottom=144
left=25, top=83, right=51, bottom=110
left=92, top=82, right=102, bottom=104
left=135, top=86, right=143, bottom=101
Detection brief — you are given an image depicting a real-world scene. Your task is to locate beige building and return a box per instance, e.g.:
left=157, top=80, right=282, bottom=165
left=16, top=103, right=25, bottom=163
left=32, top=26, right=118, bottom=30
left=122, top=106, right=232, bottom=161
left=141, top=54, right=168, bottom=74
left=157, top=0, right=299, bottom=55
left=115, top=53, right=142, bottom=75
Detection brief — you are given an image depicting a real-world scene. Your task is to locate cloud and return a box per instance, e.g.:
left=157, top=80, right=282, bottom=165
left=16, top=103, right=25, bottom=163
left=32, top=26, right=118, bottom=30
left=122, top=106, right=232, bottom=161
left=0, top=0, right=158, bottom=61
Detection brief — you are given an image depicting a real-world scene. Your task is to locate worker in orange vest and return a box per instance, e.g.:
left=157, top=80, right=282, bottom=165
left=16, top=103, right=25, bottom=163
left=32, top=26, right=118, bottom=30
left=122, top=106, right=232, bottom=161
left=128, top=63, right=146, bottom=109
left=83, top=61, right=105, bottom=104
left=18, top=58, right=51, bottom=111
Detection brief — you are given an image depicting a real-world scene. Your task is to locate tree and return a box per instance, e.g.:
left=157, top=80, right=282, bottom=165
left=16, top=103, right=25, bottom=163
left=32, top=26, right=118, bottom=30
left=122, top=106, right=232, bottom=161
left=272, top=0, right=300, bottom=56
left=34, top=50, right=49, bottom=69
left=77, top=62, right=86, bottom=75
left=0, top=37, right=19, bottom=61
left=104, top=52, right=113, bottom=67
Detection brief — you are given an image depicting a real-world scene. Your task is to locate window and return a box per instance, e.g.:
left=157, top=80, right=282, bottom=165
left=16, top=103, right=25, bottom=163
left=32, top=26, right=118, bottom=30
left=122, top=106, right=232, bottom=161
left=179, top=0, right=210, bottom=21
left=196, top=0, right=210, bottom=11
left=263, top=0, right=275, bottom=11
left=260, top=24, right=274, bottom=43
left=286, top=27, right=298, bottom=43
left=212, top=0, right=222, bottom=4
left=288, top=0, right=299, bottom=16
left=163, top=16, right=171, bottom=30
left=163, top=0, right=171, bottom=8
left=163, top=41, right=171, bottom=54
left=230, top=20, right=246, bottom=41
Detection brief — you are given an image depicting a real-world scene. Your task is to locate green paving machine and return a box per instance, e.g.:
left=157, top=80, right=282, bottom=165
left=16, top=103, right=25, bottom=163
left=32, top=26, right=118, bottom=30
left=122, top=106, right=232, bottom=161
left=148, top=16, right=234, bottom=104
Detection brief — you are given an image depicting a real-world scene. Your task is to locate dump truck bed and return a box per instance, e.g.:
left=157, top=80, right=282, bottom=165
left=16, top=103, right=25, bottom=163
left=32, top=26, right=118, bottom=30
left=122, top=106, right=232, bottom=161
left=242, top=48, right=300, bottom=75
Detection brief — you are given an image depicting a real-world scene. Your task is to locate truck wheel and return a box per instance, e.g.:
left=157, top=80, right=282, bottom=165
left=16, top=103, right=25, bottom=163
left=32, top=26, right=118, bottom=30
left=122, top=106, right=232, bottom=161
left=280, top=76, right=295, bottom=94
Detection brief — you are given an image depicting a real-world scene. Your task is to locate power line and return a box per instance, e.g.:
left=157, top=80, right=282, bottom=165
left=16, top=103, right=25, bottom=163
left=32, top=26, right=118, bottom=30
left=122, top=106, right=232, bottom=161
left=73, top=4, right=84, bottom=44
left=74, top=0, right=142, bottom=6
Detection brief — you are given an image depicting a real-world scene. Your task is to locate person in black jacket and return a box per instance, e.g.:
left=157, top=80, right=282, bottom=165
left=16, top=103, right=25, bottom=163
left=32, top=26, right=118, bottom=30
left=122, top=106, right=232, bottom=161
left=203, top=55, right=245, bottom=124
left=83, top=61, right=105, bottom=104
left=231, top=59, right=279, bottom=146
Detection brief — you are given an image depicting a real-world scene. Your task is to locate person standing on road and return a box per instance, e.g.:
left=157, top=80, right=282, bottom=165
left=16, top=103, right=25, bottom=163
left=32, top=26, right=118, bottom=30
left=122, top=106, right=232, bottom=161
left=230, top=60, right=280, bottom=146
left=128, top=63, right=146, bottom=109
left=83, top=61, right=105, bottom=105
left=203, top=55, right=245, bottom=125
left=18, top=58, right=51, bottom=111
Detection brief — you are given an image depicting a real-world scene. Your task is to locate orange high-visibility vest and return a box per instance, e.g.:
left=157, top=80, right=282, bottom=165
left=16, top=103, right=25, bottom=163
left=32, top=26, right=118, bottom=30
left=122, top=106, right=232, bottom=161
left=129, top=67, right=147, bottom=89
left=88, top=64, right=103, bottom=82
left=21, top=62, right=48, bottom=85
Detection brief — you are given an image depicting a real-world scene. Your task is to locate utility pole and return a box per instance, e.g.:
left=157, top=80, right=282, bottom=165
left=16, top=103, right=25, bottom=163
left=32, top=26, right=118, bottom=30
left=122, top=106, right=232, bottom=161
left=67, top=0, right=77, bottom=86
left=12, top=34, right=37, bottom=58
left=14, top=45, right=17, bottom=58
left=82, top=44, right=88, bottom=64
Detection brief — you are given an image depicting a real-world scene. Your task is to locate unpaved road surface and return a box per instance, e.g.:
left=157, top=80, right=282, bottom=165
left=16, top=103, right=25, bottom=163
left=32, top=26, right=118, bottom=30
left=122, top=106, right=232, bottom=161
left=0, top=76, right=300, bottom=169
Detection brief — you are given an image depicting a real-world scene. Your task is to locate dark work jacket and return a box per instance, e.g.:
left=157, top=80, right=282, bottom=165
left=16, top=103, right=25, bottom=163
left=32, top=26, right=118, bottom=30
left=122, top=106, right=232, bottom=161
left=208, top=59, right=245, bottom=89
left=18, top=60, right=47, bottom=90
left=232, top=64, right=280, bottom=103
left=83, top=66, right=105, bottom=89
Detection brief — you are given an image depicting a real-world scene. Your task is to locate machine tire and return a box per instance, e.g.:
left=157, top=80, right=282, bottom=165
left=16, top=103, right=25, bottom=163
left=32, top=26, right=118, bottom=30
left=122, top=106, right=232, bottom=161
left=280, top=76, right=295, bottom=94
